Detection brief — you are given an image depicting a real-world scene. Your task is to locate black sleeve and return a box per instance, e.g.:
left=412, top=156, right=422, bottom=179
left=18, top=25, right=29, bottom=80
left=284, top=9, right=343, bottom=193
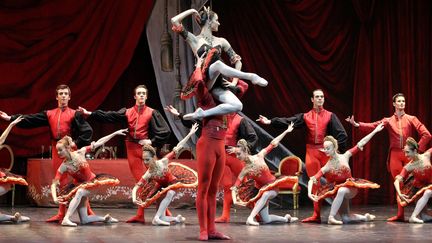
left=238, top=118, right=258, bottom=149
left=72, top=112, right=93, bottom=148
left=11, top=112, right=49, bottom=128
left=327, top=113, right=348, bottom=152
left=90, top=108, right=127, bottom=123
left=178, top=113, right=202, bottom=137
left=270, top=113, right=305, bottom=129
left=149, top=110, right=171, bottom=147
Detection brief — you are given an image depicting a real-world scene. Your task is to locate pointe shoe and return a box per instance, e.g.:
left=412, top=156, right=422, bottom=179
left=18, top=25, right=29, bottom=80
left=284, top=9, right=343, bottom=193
left=301, top=215, right=321, bottom=223
left=13, top=212, right=30, bottom=223
left=250, top=74, right=268, bottom=87
left=152, top=216, right=170, bottom=226
left=104, top=214, right=119, bottom=224
left=198, top=231, right=208, bottom=241
left=328, top=215, right=343, bottom=225
left=215, top=216, right=230, bottom=223
left=176, top=215, right=186, bottom=223
left=183, top=108, right=205, bottom=120
left=364, top=213, right=376, bottom=222
left=208, top=231, right=231, bottom=240
left=285, top=214, right=298, bottom=223
left=246, top=217, right=259, bottom=226
left=409, top=216, right=424, bottom=224
left=61, top=218, right=77, bottom=227
left=387, top=215, right=405, bottom=222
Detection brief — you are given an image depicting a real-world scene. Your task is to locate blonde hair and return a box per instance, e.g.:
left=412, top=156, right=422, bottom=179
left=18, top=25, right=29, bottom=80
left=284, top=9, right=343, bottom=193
left=324, top=135, right=338, bottom=152
left=405, top=137, right=418, bottom=151
left=142, top=144, right=156, bottom=157
left=237, top=139, right=250, bottom=155
left=57, top=135, right=73, bottom=149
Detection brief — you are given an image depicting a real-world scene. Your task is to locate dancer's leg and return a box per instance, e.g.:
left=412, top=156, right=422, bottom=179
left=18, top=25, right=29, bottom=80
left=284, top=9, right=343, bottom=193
left=208, top=61, right=268, bottom=87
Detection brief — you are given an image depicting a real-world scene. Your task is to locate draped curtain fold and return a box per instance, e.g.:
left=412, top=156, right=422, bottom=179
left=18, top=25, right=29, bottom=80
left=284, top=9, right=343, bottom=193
left=0, top=0, right=154, bottom=156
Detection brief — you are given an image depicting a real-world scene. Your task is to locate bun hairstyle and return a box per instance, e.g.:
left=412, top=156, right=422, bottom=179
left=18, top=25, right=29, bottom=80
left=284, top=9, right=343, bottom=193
left=405, top=137, right=419, bottom=151
left=195, top=6, right=216, bottom=27
left=237, top=139, right=251, bottom=155
left=58, top=135, right=73, bottom=148
left=323, top=135, right=338, bottom=152
left=142, top=144, right=156, bottom=157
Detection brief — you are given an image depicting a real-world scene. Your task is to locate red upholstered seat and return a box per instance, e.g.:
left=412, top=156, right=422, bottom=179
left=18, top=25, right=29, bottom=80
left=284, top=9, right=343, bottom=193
left=276, top=155, right=303, bottom=209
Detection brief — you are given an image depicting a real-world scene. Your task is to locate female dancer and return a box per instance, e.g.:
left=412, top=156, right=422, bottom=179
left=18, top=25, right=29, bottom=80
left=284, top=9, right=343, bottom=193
left=394, top=137, right=432, bottom=223
left=171, top=6, right=268, bottom=120
left=307, top=124, right=384, bottom=224
left=0, top=116, right=30, bottom=223
left=230, top=123, right=298, bottom=226
left=51, top=129, right=127, bottom=227
left=132, top=124, right=199, bottom=226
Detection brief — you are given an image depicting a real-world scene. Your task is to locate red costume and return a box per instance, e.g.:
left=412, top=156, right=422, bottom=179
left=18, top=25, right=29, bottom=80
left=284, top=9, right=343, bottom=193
left=270, top=108, right=347, bottom=222
left=233, top=144, right=297, bottom=207
left=181, top=56, right=228, bottom=239
left=358, top=113, right=431, bottom=219
left=0, top=169, right=28, bottom=187
left=89, top=104, right=170, bottom=223
left=54, top=146, right=119, bottom=203
left=11, top=107, right=93, bottom=221
left=396, top=148, right=432, bottom=207
left=311, top=146, right=380, bottom=201
left=135, top=152, right=198, bottom=208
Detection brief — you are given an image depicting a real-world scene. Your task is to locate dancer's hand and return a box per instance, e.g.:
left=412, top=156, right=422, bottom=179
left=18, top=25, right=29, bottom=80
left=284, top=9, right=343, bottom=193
left=222, top=78, right=235, bottom=88
left=0, top=111, right=11, bottom=121
left=165, top=105, right=180, bottom=117
left=195, top=52, right=206, bottom=68
left=226, top=146, right=237, bottom=154
left=10, top=116, right=23, bottom=126
left=189, top=123, right=199, bottom=135
left=256, top=115, right=271, bottom=125
left=398, top=193, right=409, bottom=203
left=345, top=115, right=359, bottom=127
left=286, top=122, right=295, bottom=133
left=139, top=139, right=152, bottom=146
left=78, top=106, right=92, bottom=116
left=308, top=193, right=319, bottom=202
left=373, top=122, right=385, bottom=133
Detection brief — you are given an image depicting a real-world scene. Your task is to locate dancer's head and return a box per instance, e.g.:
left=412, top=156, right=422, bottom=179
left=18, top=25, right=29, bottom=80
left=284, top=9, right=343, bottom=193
left=404, top=137, right=418, bottom=159
left=142, top=144, right=157, bottom=167
left=56, top=135, right=74, bottom=158
left=195, top=6, right=219, bottom=32
left=392, top=93, right=405, bottom=111
left=322, top=136, right=338, bottom=156
left=56, top=84, right=71, bottom=108
left=134, top=85, right=148, bottom=106
left=311, top=89, right=325, bottom=109
left=235, top=139, right=251, bottom=161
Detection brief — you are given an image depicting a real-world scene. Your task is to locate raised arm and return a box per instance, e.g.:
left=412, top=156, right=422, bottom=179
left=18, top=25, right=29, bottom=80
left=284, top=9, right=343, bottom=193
left=356, top=123, right=384, bottom=151
left=88, top=129, right=128, bottom=152
left=132, top=172, right=150, bottom=204
left=173, top=123, right=199, bottom=154
left=258, top=122, right=294, bottom=157
left=0, top=116, right=23, bottom=145
left=171, top=9, right=199, bottom=27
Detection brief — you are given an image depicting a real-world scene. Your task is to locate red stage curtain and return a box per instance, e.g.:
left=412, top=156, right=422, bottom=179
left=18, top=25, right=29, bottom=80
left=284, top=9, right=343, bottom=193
left=0, top=0, right=154, bottom=156
left=214, top=0, right=432, bottom=204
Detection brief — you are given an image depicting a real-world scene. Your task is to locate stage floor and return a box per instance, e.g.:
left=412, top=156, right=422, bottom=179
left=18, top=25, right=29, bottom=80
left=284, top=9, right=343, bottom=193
left=0, top=205, right=430, bottom=242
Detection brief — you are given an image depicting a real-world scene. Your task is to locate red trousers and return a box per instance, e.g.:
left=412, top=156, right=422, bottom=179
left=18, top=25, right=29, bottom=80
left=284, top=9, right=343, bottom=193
left=196, top=136, right=226, bottom=234
left=125, top=140, right=147, bottom=182
left=387, top=148, right=410, bottom=178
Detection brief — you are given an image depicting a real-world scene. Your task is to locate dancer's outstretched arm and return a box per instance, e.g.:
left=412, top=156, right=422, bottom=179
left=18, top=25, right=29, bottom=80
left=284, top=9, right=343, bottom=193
left=173, top=123, right=199, bottom=154
left=82, top=128, right=127, bottom=153
left=0, top=116, right=23, bottom=145
left=356, top=123, right=384, bottom=151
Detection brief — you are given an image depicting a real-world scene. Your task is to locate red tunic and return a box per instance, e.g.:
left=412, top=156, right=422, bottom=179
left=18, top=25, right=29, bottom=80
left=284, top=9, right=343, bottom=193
left=46, top=107, right=76, bottom=140
left=125, top=105, right=154, bottom=140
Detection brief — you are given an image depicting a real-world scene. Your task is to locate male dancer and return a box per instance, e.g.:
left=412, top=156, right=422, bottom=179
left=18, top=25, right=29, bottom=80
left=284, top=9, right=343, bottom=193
left=78, top=85, right=171, bottom=223
left=257, top=89, right=347, bottom=223
left=0, top=84, right=93, bottom=222
left=346, top=93, right=431, bottom=221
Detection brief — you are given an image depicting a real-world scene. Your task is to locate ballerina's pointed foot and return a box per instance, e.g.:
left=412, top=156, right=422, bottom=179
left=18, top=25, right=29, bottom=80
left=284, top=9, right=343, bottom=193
left=152, top=216, right=170, bottom=226
left=12, top=212, right=29, bottom=223
left=175, top=214, right=186, bottom=223
left=246, top=217, right=260, bottom=226
left=183, top=108, right=205, bottom=120
left=364, top=213, right=375, bottom=222
left=250, top=74, right=268, bottom=87
left=328, top=215, right=343, bottom=225
left=285, top=214, right=298, bottom=223
left=409, top=216, right=424, bottom=224
left=104, top=214, right=119, bottom=224
left=61, top=217, right=77, bottom=227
